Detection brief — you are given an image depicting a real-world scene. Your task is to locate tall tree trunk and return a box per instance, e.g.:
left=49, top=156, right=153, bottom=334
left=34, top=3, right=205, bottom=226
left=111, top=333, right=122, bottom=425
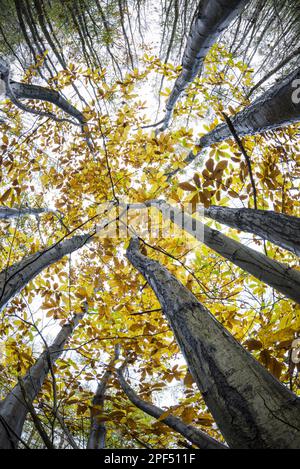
left=126, top=237, right=300, bottom=448
left=0, top=233, right=92, bottom=312
left=179, top=66, right=300, bottom=171
left=205, top=205, right=300, bottom=256
left=0, top=56, right=84, bottom=125
left=41, top=402, right=79, bottom=449
left=200, top=67, right=300, bottom=147
left=117, top=364, right=227, bottom=449
left=0, top=206, right=54, bottom=220
left=0, top=311, right=85, bottom=449
left=8, top=81, right=84, bottom=125
left=87, top=355, right=116, bottom=449
left=160, top=0, right=250, bottom=130
left=133, top=200, right=300, bottom=304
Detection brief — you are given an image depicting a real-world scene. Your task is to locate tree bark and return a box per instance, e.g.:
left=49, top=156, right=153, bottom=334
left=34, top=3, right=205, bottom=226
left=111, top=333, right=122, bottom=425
left=86, top=357, right=116, bottom=449
left=117, top=365, right=227, bottom=449
left=126, top=237, right=300, bottom=448
left=0, top=233, right=92, bottom=312
left=0, top=56, right=84, bottom=125
left=201, top=67, right=300, bottom=146
left=180, top=66, right=300, bottom=170
left=0, top=311, right=85, bottom=449
left=0, top=206, right=54, bottom=220
left=138, top=200, right=300, bottom=304
left=9, top=81, right=84, bottom=125
left=205, top=205, right=300, bottom=257
left=160, top=0, right=250, bottom=130
left=18, top=377, right=54, bottom=449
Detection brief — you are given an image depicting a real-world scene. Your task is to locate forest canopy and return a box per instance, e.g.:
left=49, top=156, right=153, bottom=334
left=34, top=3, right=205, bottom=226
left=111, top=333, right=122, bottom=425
left=0, top=0, right=299, bottom=450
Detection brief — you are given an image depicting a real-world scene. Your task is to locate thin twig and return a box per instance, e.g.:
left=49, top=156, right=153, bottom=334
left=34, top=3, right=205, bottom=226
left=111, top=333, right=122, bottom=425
left=221, top=112, right=258, bottom=209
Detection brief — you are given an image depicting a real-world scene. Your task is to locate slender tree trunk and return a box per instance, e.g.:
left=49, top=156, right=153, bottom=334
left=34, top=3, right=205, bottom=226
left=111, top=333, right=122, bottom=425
left=205, top=205, right=300, bottom=256
left=135, top=200, right=300, bottom=304
left=200, top=67, right=300, bottom=147
left=179, top=66, right=300, bottom=171
left=0, top=207, right=54, bottom=220
left=9, top=81, right=84, bottom=125
left=32, top=0, right=67, bottom=70
left=117, top=365, right=227, bottom=449
left=126, top=237, right=300, bottom=448
left=0, top=233, right=92, bottom=312
left=161, top=0, right=250, bottom=130
left=0, top=312, right=85, bottom=449
left=41, top=402, right=79, bottom=449
left=87, top=357, right=116, bottom=449
left=0, top=56, right=84, bottom=125
left=248, top=46, right=300, bottom=97
left=54, top=413, right=79, bottom=449
left=18, top=377, right=54, bottom=449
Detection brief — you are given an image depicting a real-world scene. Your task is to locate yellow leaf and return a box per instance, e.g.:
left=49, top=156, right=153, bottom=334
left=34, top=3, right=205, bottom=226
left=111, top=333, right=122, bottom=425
left=0, top=188, right=12, bottom=203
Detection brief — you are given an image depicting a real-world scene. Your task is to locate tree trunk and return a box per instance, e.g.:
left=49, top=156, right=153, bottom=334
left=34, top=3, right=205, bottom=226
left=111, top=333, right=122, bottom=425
left=0, top=312, right=85, bottom=449
left=139, top=200, right=300, bottom=304
left=86, top=357, right=116, bottom=449
left=126, top=237, right=300, bottom=449
left=9, top=81, right=84, bottom=125
left=205, top=205, right=300, bottom=256
left=117, top=365, right=227, bottom=449
left=0, top=56, right=84, bottom=125
left=160, top=0, right=250, bottom=130
left=179, top=66, right=300, bottom=170
left=0, top=233, right=92, bottom=312
left=0, top=206, right=54, bottom=220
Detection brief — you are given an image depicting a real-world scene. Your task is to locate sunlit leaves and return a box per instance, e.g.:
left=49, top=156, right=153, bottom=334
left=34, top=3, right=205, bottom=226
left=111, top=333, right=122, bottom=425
left=0, top=47, right=299, bottom=448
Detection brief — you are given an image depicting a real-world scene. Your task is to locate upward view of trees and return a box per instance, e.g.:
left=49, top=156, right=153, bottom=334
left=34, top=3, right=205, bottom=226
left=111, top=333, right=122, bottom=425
left=0, top=0, right=299, bottom=450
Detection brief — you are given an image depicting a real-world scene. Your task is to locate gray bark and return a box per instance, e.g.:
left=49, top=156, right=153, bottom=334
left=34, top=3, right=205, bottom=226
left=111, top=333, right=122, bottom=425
left=0, top=312, right=85, bottom=449
left=126, top=237, right=300, bottom=448
left=161, top=0, right=250, bottom=130
left=205, top=205, right=300, bottom=257
left=0, top=206, right=54, bottom=221
left=140, top=200, right=300, bottom=304
left=9, top=81, right=84, bottom=125
left=0, top=233, right=92, bottom=312
left=118, top=365, right=227, bottom=449
left=180, top=66, right=300, bottom=170
left=86, top=360, right=115, bottom=449
left=0, top=56, right=84, bottom=125
left=18, top=377, right=54, bottom=449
